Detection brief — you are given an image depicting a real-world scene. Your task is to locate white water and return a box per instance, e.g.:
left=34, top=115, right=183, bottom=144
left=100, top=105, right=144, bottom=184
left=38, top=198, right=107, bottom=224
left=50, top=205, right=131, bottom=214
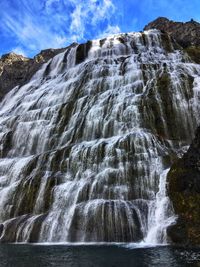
left=0, top=30, right=200, bottom=243
left=144, top=169, right=176, bottom=244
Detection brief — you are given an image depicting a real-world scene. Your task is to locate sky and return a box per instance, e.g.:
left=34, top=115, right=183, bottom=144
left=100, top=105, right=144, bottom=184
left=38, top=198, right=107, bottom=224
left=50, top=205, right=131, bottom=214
left=0, top=0, right=200, bottom=58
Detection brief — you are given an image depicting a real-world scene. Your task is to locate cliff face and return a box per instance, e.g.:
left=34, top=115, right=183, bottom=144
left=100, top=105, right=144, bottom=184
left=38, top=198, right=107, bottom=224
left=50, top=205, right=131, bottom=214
left=144, top=17, right=200, bottom=64
left=167, top=127, right=200, bottom=245
left=0, top=48, right=66, bottom=101
left=144, top=17, right=200, bottom=47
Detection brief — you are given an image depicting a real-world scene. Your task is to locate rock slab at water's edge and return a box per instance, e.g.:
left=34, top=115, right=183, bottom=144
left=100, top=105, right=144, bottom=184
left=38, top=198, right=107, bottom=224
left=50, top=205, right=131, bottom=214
left=167, top=126, right=200, bottom=245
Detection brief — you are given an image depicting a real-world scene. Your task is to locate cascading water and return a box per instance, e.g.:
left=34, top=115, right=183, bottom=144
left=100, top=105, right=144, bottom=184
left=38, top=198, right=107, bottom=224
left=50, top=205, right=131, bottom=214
left=0, top=29, right=200, bottom=243
left=144, top=168, right=176, bottom=244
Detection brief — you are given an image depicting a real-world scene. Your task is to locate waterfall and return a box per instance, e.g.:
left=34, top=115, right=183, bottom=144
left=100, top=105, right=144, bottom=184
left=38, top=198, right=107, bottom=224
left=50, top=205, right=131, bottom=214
left=144, top=168, right=176, bottom=244
left=0, top=30, right=200, bottom=243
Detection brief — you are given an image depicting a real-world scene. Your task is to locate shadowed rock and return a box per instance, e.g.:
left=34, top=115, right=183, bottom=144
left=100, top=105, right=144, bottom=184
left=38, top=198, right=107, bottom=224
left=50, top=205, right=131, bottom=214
left=167, top=126, right=200, bottom=245
left=0, top=48, right=66, bottom=101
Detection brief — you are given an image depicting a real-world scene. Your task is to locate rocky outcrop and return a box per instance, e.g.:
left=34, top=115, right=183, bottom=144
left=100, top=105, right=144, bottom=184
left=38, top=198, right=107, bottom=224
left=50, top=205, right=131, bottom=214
left=144, top=17, right=200, bottom=64
left=0, top=48, right=66, bottom=101
left=144, top=17, right=200, bottom=47
left=167, top=127, right=200, bottom=245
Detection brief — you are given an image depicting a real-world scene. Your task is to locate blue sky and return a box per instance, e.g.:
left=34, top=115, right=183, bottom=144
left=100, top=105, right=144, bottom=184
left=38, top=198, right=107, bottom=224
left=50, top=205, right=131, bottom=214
left=0, top=0, right=200, bottom=57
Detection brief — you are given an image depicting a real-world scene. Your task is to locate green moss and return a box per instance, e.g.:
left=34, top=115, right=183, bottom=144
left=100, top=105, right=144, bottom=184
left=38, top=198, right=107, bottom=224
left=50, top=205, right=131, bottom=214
left=10, top=168, right=59, bottom=217
left=184, top=46, right=200, bottom=64
left=167, top=160, right=186, bottom=193
left=156, top=72, right=171, bottom=95
left=57, top=101, right=75, bottom=134
left=171, top=192, right=200, bottom=222
left=179, top=74, right=194, bottom=101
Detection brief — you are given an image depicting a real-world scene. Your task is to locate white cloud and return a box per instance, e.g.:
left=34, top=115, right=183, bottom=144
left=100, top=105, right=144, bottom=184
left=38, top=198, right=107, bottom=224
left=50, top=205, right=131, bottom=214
left=1, top=13, right=67, bottom=55
left=0, top=0, right=118, bottom=56
left=68, top=0, right=117, bottom=42
left=70, top=4, right=83, bottom=38
left=97, top=25, right=121, bottom=39
left=12, top=47, right=27, bottom=57
left=91, top=0, right=115, bottom=25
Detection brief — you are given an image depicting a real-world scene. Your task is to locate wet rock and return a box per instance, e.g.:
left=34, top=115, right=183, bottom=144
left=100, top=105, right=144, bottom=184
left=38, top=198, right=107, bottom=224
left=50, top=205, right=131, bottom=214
left=167, top=126, right=200, bottom=245
left=0, top=215, right=30, bottom=243
left=76, top=41, right=92, bottom=64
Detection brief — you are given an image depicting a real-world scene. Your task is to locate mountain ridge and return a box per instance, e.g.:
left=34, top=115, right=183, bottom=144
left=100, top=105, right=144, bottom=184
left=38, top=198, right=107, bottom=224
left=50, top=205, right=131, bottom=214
left=144, top=17, right=200, bottom=47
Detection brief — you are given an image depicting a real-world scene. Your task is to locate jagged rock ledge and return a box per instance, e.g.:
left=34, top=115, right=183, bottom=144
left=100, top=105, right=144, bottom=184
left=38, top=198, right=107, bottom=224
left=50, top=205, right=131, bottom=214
left=144, top=17, right=200, bottom=47
left=0, top=47, right=66, bottom=100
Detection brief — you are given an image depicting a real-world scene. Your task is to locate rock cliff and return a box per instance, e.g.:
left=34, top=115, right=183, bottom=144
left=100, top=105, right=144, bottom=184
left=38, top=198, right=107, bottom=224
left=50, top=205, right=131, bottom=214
left=144, top=17, right=200, bottom=64
left=0, top=48, right=66, bottom=101
left=144, top=17, right=200, bottom=47
left=167, top=127, right=200, bottom=245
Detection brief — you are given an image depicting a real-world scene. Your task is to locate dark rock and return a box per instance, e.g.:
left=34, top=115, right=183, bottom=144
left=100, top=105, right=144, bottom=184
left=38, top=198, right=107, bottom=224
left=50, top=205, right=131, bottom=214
left=0, top=215, right=30, bottom=242
left=167, top=217, right=188, bottom=244
left=0, top=224, right=3, bottom=237
left=144, top=17, right=200, bottom=64
left=76, top=41, right=92, bottom=64
left=167, top=126, right=200, bottom=245
left=144, top=17, right=200, bottom=48
left=0, top=48, right=66, bottom=101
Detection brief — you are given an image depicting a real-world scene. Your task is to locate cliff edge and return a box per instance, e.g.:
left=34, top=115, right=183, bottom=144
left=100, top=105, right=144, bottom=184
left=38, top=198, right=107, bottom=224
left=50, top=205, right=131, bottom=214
left=144, top=17, right=200, bottom=47
left=0, top=48, right=65, bottom=101
left=144, top=17, right=200, bottom=64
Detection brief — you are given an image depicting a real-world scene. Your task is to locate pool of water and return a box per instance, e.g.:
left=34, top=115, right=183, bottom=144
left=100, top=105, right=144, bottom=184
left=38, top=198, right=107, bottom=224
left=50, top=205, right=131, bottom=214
left=0, top=243, right=200, bottom=267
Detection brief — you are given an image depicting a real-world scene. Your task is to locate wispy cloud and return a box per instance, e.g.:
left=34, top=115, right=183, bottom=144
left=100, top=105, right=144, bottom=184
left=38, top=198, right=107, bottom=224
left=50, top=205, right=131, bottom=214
left=2, top=0, right=199, bottom=57
left=2, top=13, right=67, bottom=54
left=0, top=0, right=121, bottom=57
left=97, top=25, right=121, bottom=39
left=68, top=0, right=118, bottom=41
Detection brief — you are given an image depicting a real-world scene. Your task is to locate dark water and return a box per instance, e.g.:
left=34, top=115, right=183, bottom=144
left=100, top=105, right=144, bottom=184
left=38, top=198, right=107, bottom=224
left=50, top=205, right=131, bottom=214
left=0, top=244, right=200, bottom=267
